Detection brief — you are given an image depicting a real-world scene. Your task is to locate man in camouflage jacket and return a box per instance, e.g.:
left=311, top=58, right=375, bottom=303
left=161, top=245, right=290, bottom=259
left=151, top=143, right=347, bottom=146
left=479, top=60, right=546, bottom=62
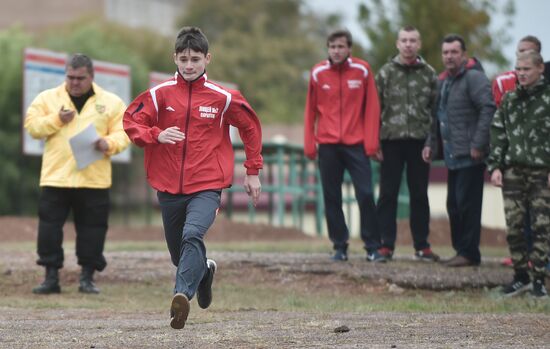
left=488, top=50, right=550, bottom=298
left=375, top=26, right=439, bottom=262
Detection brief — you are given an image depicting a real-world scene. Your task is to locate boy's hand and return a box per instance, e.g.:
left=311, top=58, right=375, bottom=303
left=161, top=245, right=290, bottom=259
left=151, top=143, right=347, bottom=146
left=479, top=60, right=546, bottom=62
left=158, top=126, right=185, bottom=144
left=422, top=146, right=432, bottom=163
left=244, top=175, right=261, bottom=207
left=491, top=169, right=503, bottom=187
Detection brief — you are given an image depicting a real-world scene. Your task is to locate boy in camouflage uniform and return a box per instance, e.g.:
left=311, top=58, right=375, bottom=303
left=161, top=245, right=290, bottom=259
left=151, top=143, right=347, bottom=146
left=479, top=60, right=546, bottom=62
left=488, top=50, right=550, bottom=298
left=375, top=26, right=439, bottom=262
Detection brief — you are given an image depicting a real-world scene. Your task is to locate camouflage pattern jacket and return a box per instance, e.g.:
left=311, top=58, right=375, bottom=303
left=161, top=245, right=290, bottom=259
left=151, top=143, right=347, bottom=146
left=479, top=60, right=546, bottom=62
left=487, top=78, right=550, bottom=172
left=376, top=55, right=438, bottom=143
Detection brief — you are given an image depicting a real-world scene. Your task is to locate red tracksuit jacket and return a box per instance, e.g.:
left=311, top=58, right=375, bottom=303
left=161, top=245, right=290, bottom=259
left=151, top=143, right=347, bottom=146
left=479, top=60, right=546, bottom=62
left=492, top=70, right=517, bottom=108
left=304, top=57, right=380, bottom=159
left=124, top=72, right=263, bottom=194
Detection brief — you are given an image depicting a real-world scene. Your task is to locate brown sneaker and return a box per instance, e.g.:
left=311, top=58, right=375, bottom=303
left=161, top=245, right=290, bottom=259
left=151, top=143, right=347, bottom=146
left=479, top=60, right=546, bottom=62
left=444, top=255, right=478, bottom=267
left=170, top=293, right=190, bottom=329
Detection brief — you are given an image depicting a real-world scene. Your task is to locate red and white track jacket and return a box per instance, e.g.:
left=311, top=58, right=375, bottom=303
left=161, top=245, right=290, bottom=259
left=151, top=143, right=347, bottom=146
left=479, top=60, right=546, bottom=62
left=124, top=72, right=263, bottom=194
left=492, top=70, right=517, bottom=108
left=304, top=57, right=380, bottom=159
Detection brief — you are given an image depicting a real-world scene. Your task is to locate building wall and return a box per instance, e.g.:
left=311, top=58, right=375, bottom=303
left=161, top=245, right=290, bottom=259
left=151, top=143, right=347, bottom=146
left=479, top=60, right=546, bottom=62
left=0, top=0, right=184, bottom=36
left=104, top=0, right=185, bottom=36
left=0, top=0, right=102, bottom=31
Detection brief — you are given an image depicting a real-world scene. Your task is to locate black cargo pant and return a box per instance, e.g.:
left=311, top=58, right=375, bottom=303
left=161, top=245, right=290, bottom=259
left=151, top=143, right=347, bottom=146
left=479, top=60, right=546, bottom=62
left=36, top=187, right=110, bottom=271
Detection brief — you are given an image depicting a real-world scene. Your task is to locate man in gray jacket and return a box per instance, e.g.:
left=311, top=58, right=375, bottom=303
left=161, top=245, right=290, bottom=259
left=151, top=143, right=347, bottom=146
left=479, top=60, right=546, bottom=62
left=426, top=34, right=496, bottom=267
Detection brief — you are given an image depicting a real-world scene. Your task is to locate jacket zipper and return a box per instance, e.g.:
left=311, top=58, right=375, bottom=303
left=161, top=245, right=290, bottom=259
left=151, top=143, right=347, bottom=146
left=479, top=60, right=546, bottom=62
left=339, top=65, right=343, bottom=141
left=406, top=70, right=410, bottom=137
left=179, top=83, right=193, bottom=193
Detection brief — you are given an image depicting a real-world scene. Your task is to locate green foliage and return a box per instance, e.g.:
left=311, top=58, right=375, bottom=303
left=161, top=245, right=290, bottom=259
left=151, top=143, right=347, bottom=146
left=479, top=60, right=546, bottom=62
left=177, top=0, right=330, bottom=123
left=358, top=0, right=514, bottom=73
left=0, top=27, right=41, bottom=215
left=0, top=21, right=174, bottom=215
left=38, top=19, right=172, bottom=97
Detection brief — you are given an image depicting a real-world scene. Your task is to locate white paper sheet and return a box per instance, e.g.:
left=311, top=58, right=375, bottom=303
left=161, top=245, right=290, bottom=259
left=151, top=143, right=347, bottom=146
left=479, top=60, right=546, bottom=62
left=69, top=123, right=104, bottom=170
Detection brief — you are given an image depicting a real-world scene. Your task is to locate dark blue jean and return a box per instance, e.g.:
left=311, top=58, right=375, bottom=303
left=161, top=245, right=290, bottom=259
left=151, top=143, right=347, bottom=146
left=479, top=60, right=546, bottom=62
left=377, top=139, right=431, bottom=251
left=157, top=190, right=221, bottom=299
left=446, top=164, right=485, bottom=263
left=318, top=144, right=380, bottom=253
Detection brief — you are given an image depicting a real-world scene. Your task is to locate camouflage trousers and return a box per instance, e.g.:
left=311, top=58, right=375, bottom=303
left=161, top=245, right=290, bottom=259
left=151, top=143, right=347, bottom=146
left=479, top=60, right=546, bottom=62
left=502, top=167, right=550, bottom=278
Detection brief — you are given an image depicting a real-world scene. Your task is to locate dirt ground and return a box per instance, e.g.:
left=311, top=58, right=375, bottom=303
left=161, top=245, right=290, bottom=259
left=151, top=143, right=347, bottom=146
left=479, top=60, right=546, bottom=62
left=1, top=216, right=549, bottom=349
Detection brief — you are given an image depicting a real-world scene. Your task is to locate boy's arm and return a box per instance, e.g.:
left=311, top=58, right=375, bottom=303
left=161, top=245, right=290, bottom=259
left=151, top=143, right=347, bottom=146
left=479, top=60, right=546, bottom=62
left=226, top=92, right=263, bottom=175
left=363, top=64, right=381, bottom=156
left=123, top=91, right=163, bottom=147
left=487, top=98, right=509, bottom=174
left=303, top=72, right=318, bottom=159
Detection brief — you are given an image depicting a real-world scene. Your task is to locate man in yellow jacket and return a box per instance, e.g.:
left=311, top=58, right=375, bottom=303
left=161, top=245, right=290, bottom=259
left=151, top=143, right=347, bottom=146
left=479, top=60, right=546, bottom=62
left=24, top=53, right=130, bottom=294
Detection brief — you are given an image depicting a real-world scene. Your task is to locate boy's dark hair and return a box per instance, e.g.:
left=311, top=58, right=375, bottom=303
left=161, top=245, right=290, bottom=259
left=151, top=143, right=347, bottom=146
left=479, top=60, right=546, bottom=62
left=327, top=29, right=352, bottom=47
left=66, top=53, right=94, bottom=76
left=175, top=26, right=209, bottom=54
left=519, top=35, right=542, bottom=53
left=398, top=25, right=420, bottom=39
left=442, top=34, right=466, bottom=51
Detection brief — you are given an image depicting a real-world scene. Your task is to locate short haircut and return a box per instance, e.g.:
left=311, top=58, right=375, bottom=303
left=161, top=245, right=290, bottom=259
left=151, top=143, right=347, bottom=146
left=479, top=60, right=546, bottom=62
left=517, top=50, right=544, bottom=66
left=519, top=35, right=542, bottom=53
left=442, top=34, right=466, bottom=51
left=398, top=25, right=420, bottom=39
left=66, top=53, right=94, bottom=76
left=327, top=29, right=352, bottom=47
left=175, top=26, right=209, bottom=54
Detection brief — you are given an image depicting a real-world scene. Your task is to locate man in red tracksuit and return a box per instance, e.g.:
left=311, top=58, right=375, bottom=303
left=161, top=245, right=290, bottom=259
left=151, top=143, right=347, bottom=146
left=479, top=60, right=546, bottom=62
left=124, top=27, right=263, bottom=330
left=304, top=29, right=383, bottom=262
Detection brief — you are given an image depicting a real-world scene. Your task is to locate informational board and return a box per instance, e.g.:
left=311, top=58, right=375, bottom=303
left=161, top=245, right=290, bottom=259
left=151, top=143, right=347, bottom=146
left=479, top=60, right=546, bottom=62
left=22, top=47, right=132, bottom=163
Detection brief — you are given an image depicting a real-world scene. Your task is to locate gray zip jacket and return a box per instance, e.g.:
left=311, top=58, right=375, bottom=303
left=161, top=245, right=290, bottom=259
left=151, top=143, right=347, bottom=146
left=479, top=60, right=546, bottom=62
left=430, top=58, right=496, bottom=158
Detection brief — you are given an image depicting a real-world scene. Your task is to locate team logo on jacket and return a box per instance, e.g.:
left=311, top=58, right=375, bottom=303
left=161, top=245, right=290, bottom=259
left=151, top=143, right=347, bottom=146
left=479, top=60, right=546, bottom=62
left=322, top=84, right=331, bottom=90
left=347, top=80, right=362, bottom=89
left=199, top=105, right=219, bottom=119
left=95, top=104, right=106, bottom=114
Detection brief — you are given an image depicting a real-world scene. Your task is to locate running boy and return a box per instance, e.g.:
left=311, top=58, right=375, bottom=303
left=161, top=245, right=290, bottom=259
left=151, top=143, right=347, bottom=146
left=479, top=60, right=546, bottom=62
left=123, top=27, right=263, bottom=328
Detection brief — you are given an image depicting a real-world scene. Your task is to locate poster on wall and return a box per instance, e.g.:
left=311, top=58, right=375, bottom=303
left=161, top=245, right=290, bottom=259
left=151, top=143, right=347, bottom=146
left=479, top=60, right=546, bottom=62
left=22, top=47, right=132, bottom=163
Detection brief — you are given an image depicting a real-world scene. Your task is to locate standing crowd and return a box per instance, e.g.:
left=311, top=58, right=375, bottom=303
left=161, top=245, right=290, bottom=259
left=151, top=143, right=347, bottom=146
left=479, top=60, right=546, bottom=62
left=23, top=25, right=549, bottom=331
left=305, top=28, right=550, bottom=299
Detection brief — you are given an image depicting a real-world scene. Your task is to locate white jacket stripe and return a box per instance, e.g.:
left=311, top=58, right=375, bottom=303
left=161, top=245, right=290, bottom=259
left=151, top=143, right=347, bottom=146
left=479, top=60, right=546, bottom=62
left=149, top=73, right=178, bottom=120
left=204, top=81, right=232, bottom=127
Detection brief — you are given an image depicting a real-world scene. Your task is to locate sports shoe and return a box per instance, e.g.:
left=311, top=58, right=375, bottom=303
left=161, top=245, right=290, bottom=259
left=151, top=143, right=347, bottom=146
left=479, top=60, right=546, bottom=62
left=501, top=275, right=532, bottom=297
left=366, top=250, right=387, bottom=263
left=197, top=259, right=217, bottom=309
left=501, top=257, right=513, bottom=267
left=378, top=247, right=393, bottom=260
left=170, top=293, right=190, bottom=329
left=331, top=250, right=348, bottom=261
left=531, top=278, right=549, bottom=299
left=414, top=248, right=440, bottom=262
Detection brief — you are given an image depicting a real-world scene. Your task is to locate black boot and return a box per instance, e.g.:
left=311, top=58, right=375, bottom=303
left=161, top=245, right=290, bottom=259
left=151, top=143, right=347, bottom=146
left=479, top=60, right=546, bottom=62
left=79, top=266, right=100, bottom=294
left=32, top=267, right=61, bottom=294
